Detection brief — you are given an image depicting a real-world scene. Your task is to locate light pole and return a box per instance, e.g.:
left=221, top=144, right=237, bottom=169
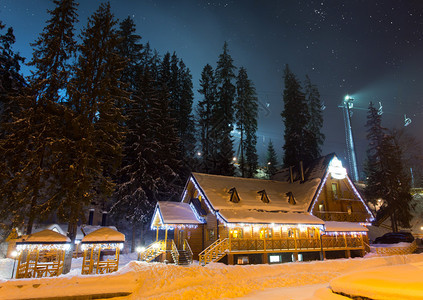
left=341, top=95, right=359, bottom=182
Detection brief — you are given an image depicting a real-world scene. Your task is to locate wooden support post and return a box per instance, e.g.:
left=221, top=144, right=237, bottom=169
left=89, top=247, right=94, bottom=274
left=292, top=252, right=299, bottom=262
left=228, top=254, right=234, bottom=265
left=164, top=226, right=168, bottom=250
left=262, top=253, right=268, bottom=264
left=156, top=227, right=159, bottom=242
left=320, top=251, right=326, bottom=260
left=345, top=249, right=351, bottom=258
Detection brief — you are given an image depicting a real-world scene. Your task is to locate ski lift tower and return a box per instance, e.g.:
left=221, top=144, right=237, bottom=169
left=341, top=95, right=359, bottom=182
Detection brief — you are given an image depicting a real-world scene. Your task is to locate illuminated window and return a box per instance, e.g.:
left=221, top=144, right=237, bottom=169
left=230, top=228, right=243, bottom=239
left=332, top=183, right=338, bottom=199
left=269, top=255, right=281, bottom=263
left=347, top=205, right=352, bottom=215
left=260, top=228, right=273, bottom=239
left=208, top=229, right=215, bottom=240
left=319, top=204, right=325, bottom=212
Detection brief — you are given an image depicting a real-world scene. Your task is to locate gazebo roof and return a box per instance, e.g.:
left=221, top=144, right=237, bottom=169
left=17, top=229, right=70, bottom=244
left=81, top=227, right=125, bottom=243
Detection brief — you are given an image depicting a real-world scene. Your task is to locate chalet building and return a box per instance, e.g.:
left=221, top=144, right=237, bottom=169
left=142, top=153, right=374, bottom=265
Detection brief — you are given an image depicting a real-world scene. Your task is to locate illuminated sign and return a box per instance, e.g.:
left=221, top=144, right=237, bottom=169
left=328, top=157, right=347, bottom=179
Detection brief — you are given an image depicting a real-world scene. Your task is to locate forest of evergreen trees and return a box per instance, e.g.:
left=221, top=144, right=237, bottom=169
left=0, top=0, right=418, bottom=256
left=0, top=0, right=271, bottom=248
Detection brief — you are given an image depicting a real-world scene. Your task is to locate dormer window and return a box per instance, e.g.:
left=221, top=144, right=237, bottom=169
left=228, top=187, right=240, bottom=203
left=257, top=190, right=270, bottom=203
left=286, top=191, right=296, bottom=205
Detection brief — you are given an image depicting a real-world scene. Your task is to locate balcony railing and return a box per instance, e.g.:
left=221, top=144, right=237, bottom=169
left=229, top=236, right=363, bottom=252
left=313, top=211, right=369, bottom=222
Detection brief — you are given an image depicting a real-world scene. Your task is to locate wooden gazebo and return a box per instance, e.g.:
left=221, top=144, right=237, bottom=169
left=15, top=229, right=70, bottom=278
left=80, top=227, right=125, bottom=275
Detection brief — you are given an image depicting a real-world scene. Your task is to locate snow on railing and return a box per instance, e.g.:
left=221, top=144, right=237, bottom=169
left=370, top=240, right=417, bottom=256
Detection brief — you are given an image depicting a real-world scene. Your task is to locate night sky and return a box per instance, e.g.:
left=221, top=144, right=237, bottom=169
left=2, top=0, right=423, bottom=174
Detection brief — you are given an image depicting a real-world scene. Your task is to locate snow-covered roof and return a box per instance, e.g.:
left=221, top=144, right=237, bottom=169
left=81, top=227, right=125, bottom=243
left=17, top=229, right=70, bottom=244
left=324, top=221, right=368, bottom=232
left=218, top=209, right=324, bottom=225
left=192, top=172, right=320, bottom=214
left=157, top=201, right=203, bottom=224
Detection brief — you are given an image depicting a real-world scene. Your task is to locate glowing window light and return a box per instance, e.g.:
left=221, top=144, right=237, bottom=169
left=189, top=177, right=215, bottom=215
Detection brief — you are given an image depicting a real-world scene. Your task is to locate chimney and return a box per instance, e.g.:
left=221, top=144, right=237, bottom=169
left=101, top=211, right=108, bottom=226
left=300, top=161, right=305, bottom=182
left=289, top=166, right=293, bottom=183
left=88, top=209, right=94, bottom=225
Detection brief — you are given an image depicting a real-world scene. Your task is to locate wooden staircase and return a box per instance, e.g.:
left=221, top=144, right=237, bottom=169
left=199, top=238, right=229, bottom=266
left=139, top=240, right=166, bottom=262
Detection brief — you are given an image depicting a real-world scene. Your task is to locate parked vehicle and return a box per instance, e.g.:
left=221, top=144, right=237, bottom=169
left=374, top=232, right=414, bottom=244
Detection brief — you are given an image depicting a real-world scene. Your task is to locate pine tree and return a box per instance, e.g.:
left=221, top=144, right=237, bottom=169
left=266, top=140, right=278, bottom=178
left=281, top=65, right=311, bottom=167
left=0, top=21, right=25, bottom=124
left=304, top=75, right=324, bottom=158
left=116, top=16, right=143, bottom=95
left=61, top=3, right=127, bottom=269
left=235, top=67, right=258, bottom=178
left=364, top=102, right=385, bottom=206
left=160, top=53, right=196, bottom=174
left=197, top=64, right=217, bottom=173
left=364, top=102, right=414, bottom=231
left=214, top=42, right=236, bottom=175
left=0, top=0, right=78, bottom=235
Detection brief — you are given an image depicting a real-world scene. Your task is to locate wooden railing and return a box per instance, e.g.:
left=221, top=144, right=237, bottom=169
left=314, top=211, right=370, bottom=222
left=321, top=235, right=363, bottom=249
left=139, top=240, right=166, bottom=262
left=199, top=235, right=365, bottom=265
left=199, top=238, right=229, bottom=265
left=230, top=238, right=322, bottom=252
left=170, top=240, right=179, bottom=264
left=183, top=239, right=193, bottom=264
left=371, top=240, right=417, bottom=256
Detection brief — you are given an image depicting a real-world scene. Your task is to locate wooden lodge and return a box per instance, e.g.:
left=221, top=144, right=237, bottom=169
left=143, top=153, right=374, bottom=265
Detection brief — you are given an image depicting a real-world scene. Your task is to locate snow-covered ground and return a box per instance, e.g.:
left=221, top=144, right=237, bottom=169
left=0, top=253, right=422, bottom=299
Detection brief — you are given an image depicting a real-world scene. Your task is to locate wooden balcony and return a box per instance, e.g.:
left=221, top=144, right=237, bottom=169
left=199, top=235, right=365, bottom=265
left=313, top=211, right=369, bottom=222
left=228, top=235, right=364, bottom=254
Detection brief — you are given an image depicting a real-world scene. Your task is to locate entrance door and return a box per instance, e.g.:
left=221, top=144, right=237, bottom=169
left=178, top=230, right=184, bottom=248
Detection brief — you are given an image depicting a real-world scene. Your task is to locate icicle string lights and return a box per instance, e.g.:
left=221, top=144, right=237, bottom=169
left=16, top=243, right=71, bottom=252
left=80, top=242, right=124, bottom=251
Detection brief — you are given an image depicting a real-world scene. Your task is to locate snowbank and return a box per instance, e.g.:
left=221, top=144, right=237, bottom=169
left=0, top=254, right=422, bottom=299
left=330, top=261, right=423, bottom=300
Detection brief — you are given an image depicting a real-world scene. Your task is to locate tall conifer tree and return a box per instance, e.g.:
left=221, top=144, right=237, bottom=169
left=266, top=140, right=278, bottom=178
left=214, top=42, right=236, bottom=175
left=304, top=75, right=324, bottom=158
left=235, top=67, right=258, bottom=178
left=62, top=2, right=127, bottom=261
left=197, top=64, right=217, bottom=173
left=0, top=0, right=78, bottom=235
left=281, top=65, right=311, bottom=167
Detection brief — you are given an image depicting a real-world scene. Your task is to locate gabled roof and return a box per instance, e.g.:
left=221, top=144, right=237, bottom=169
left=156, top=201, right=203, bottom=225
left=191, top=172, right=322, bottom=224
left=17, top=229, right=70, bottom=244
left=192, top=172, right=320, bottom=213
left=82, top=227, right=125, bottom=243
